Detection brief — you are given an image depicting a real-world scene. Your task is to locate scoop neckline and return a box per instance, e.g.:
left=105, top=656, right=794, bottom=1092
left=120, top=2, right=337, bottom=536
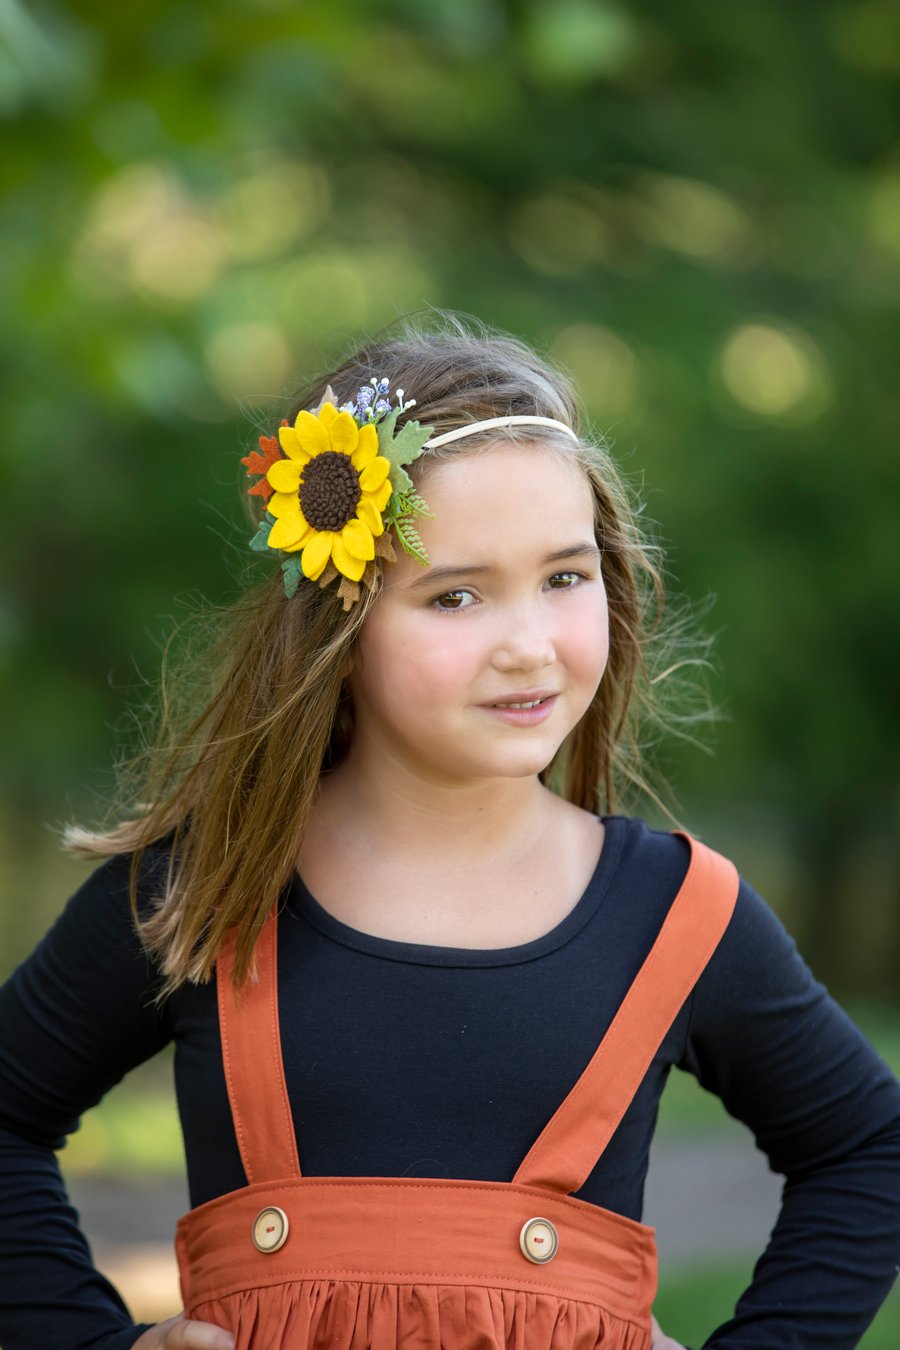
left=284, top=813, right=628, bottom=968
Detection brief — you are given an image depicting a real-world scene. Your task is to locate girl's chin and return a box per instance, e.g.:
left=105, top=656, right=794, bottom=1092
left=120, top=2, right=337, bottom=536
left=463, top=747, right=566, bottom=784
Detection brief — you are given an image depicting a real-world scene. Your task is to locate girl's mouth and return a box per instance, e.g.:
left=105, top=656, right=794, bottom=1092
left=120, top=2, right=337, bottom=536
left=482, top=695, right=558, bottom=725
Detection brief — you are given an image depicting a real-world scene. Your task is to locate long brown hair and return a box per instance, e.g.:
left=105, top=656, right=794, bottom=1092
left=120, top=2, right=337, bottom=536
left=63, top=309, right=715, bottom=995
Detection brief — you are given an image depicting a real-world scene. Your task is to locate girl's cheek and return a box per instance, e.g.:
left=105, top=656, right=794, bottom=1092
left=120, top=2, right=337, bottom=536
left=415, top=645, right=476, bottom=699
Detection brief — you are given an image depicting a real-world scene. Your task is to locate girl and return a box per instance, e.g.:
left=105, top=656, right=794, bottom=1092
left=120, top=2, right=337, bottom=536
left=1, top=312, right=898, bottom=1350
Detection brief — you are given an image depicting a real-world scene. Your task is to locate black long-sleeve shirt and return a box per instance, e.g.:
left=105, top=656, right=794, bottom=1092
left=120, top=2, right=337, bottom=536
left=1, top=814, right=899, bottom=1348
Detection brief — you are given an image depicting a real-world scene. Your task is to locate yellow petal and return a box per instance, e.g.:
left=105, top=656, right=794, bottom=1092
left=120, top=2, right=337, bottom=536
left=317, top=401, right=339, bottom=428
left=356, top=495, right=384, bottom=536
left=301, top=530, right=334, bottom=579
left=267, top=491, right=301, bottom=520
left=329, top=410, right=359, bottom=455
left=359, top=456, right=391, bottom=492
left=331, top=537, right=366, bottom=582
left=341, top=518, right=375, bottom=561
left=281, top=533, right=309, bottom=553
left=351, top=423, right=378, bottom=470
left=293, top=410, right=330, bottom=457
left=267, top=459, right=301, bottom=494
left=367, top=479, right=393, bottom=512
left=269, top=513, right=313, bottom=551
left=278, top=425, right=312, bottom=464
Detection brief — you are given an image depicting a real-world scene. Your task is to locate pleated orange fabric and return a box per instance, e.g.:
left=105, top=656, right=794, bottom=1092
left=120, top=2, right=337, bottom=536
left=175, top=831, right=739, bottom=1348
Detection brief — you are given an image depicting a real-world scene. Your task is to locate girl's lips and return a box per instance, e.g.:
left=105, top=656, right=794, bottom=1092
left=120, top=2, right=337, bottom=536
left=480, top=694, right=558, bottom=726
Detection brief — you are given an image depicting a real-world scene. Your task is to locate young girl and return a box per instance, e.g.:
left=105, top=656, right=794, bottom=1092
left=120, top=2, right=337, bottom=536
left=1, top=313, right=898, bottom=1350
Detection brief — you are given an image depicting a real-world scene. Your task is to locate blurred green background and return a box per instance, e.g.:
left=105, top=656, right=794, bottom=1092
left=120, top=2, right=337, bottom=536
left=1, top=0, right=898, bottom=1340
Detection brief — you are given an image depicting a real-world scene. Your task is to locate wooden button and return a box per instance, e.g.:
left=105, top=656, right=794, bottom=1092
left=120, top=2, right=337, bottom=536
left=519, top=1216, right=558, bottom=1264
left=252, top=1205, right=289, bottom=1253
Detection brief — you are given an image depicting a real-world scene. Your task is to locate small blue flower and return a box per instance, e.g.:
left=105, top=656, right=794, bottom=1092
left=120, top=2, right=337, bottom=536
left=375, top=398, right=391, bottom=415
left=376, top=378, right=390, bottom=394
left=356, top=385, right=374, bottom=408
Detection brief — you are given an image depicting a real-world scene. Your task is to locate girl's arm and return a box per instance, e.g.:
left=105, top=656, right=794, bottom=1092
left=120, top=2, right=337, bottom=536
left=679, top=875, right=900, bottom=1348
left=0, top=848, right=176, bottom=1350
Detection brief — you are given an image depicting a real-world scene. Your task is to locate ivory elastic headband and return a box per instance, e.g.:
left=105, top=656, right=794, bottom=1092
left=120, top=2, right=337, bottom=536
left=423, top=416, right=580, bottom=448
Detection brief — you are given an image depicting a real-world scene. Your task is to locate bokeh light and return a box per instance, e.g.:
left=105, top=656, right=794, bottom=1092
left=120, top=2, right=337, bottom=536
left=551, top=321, right=640, bottom=420
left=203, top=321, right=293, bottom=404
left=508, top=188, right=610, bottom=276
left=215, top=160, right=331, bottom=261
left=716, top=321, right=833, bottom=424
left=632, top=173, right=757, bottom=270
left=72, top=162, right=225, bottom=305
left=867, top=171, right=900, bottom=256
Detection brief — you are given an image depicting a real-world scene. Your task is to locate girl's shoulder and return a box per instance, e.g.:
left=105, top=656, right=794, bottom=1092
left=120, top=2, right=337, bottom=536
left=87, top=829, right=178, bottom=912
left=600, top=814, right=752, bottom=954
left=32, top=831, right=181, bottom=976
left=601, top=812, right=695, bottom=885
left=603, top=813, right=749, bottom=896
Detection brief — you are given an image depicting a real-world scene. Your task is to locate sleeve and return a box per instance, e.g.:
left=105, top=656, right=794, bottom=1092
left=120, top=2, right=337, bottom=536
left=0, top=847, right=175, bottom=1350
left=676, top=876, right=900, bottom=1349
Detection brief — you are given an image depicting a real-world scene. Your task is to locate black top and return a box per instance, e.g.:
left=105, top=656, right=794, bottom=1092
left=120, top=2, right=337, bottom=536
left=1, top=815, right=899, bottom=1349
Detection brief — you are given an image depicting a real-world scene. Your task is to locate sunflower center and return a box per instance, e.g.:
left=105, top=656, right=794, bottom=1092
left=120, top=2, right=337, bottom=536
left=299, top=451, right=362, bottom=531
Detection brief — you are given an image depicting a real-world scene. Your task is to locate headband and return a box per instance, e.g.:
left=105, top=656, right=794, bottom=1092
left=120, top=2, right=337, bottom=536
left=241, top=380, right=580, bottom=611
left=424, top=416, right=580, bottom=448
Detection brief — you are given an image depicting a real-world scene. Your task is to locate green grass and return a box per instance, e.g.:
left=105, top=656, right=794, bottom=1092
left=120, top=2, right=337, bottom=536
left=656, top=1260, right=899, bottom=1347
left=63, top=1049, right=182, bottom=1175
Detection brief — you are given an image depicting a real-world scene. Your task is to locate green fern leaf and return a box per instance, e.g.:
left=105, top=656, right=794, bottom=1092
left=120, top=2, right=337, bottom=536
left=398, top=488, right=434, bottom=517
left=393, top=514, right=429, bottom=566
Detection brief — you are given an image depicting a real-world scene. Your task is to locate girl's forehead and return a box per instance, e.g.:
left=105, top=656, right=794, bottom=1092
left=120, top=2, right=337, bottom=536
left=383, top=443, right=597, bottom=585
left=421, top=440, right=591, bottom=506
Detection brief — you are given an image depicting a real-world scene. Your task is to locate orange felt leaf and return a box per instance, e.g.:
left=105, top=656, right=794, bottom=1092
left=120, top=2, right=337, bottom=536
left=241, top=433, right=282, bottom=478
left=241, top=421, right=289, bottom=500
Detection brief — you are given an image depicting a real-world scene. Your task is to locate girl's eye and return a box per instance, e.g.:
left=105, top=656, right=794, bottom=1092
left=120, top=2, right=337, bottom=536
left=431, top=589, right=475, bottom=611
left=546, top=571, right=583, bottom=589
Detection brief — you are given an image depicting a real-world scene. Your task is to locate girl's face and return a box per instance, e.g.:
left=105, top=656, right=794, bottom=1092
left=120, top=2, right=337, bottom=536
left=347, top=442, right=609, bottom=788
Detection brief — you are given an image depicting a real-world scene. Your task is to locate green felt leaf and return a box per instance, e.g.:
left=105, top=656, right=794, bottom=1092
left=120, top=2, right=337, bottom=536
left=376, top=412, right=433, bottom=470
left=390, top=417, right=433, bottom=467
left=249, top=518, right=273, bottom=552
left=281, top=557, right=305, bottom=599
left=375, top=408, right=399, bottom=454
left=386, top=464, right=413, bottom=499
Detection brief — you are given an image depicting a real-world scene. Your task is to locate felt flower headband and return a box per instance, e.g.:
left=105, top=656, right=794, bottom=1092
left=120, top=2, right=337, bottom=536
left=242, top=382, right=582, bottom=610
left=241, top=379, right=435, bottom=610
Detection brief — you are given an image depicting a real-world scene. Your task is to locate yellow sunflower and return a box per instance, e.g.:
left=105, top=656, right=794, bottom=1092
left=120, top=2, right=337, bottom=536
left=265, top=403, right=393, bottom=583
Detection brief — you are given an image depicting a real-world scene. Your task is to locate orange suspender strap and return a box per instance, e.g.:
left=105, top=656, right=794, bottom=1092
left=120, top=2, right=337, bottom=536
left=216, top=910, right=302, bottom=1185
left=512, top=832, right=739, bottom=1196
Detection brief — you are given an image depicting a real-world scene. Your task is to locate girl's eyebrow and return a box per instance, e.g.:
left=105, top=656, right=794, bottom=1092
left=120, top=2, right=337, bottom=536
left=404, top=543, right=601, bottom=591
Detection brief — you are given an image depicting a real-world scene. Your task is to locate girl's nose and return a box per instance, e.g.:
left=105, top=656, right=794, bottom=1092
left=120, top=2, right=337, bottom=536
left=490, top=608, right=557, bottom=673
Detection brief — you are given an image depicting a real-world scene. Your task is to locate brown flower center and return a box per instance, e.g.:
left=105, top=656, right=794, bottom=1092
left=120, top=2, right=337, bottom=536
left=299, top=451, right=362, bottom=531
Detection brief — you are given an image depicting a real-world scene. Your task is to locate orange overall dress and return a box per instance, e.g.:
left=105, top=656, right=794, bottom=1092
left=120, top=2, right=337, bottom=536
left=175, top=831, right=738, bottom=1348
